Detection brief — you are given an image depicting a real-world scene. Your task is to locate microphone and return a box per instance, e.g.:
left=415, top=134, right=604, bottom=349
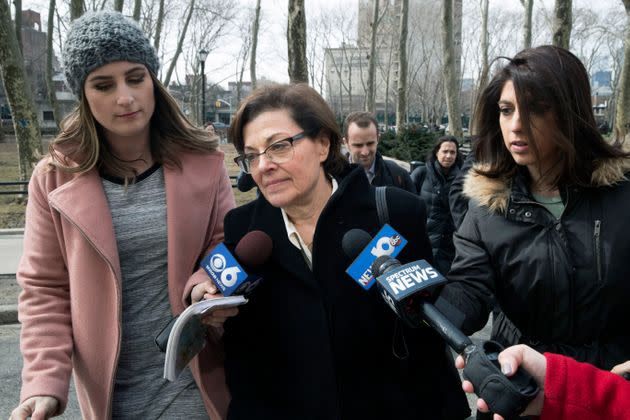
left=343, top=226, right=408, bottom=289
left=371, top=254, right=472, bottom=352
left=236, top=170, right=257, bottom=192
left=343, top=229, right=539, bottom=418
left=201, top=230, right=272, bottom=296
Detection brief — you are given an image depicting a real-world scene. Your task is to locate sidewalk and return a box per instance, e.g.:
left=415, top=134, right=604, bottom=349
left=0, top=228, right=23, bottom=324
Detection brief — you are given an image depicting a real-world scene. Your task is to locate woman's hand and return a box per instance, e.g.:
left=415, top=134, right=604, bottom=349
left=190, top=280, right=239, bottom=328
left=10, top=396, right=59, bottom=420
left=611, top=360, right=630, bottom=377
left=455, top=344, right=546, bottom=420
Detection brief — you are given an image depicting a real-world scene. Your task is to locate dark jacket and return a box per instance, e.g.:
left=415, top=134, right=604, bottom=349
left=223, top=165, right=470, bottom=420
left=410, top=157, right=461, bottom=275
left=372, top=152, right=416, bottom=193
left=438, top=155, right=630, bottom=370
left=448, top=152, right=474, bottom=230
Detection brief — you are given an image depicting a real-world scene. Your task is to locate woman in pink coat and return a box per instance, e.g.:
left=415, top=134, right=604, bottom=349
left=11, top=11, right=235, bottom=420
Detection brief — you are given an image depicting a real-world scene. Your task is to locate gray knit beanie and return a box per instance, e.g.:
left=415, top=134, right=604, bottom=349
left=63, top=11, right=160, bottom=97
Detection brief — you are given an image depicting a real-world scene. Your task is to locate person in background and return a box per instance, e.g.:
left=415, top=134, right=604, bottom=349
left=435, top=45, right=630, bottom=417
left=410, top=135, right=462, bottom=274
left=205, top=121, right=216, bottom=136
left=343, top=111, right=416, bottom=193
left=455, top=344, right=630, bottom=420
left=193, top=83, right=470, bottom=419
left=11, top=11, right=234, bottom=420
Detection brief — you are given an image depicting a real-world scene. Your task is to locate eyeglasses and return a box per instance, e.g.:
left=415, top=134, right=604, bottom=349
left=234, top=132, right=306, bottom=174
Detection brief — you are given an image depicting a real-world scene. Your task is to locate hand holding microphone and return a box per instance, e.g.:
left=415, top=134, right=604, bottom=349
left=343, top=228, right=539, bottom=419
left=193, top=230, right=273, bottom=327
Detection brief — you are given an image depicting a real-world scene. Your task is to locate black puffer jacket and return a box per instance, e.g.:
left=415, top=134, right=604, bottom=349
left=438, top=155, right=630, bottom=370
left=411, top=157, right=461, bottom=274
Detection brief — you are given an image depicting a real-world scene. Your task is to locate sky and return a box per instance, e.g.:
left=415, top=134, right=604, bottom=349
left=16, top=0, right=626, bottom=90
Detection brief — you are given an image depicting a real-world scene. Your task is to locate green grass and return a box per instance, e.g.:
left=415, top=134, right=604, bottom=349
left=0, top=140, right=257, bottom=229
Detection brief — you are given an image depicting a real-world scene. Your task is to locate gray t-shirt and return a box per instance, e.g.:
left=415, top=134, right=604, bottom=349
left=101, top=165, right=208, bottom=419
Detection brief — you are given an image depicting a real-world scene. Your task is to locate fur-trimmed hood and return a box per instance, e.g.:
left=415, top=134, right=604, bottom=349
left=463, top=154, right=630, bottom=214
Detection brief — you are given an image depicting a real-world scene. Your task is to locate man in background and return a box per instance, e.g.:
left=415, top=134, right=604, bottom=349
left=343, top=111, right=416, bottom=193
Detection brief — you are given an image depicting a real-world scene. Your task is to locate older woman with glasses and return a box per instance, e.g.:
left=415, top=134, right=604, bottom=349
left=191, top=83, right=470, bottom=420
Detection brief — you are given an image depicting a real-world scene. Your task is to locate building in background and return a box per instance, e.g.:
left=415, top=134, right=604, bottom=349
left=0, top=9, right=76, bottom=132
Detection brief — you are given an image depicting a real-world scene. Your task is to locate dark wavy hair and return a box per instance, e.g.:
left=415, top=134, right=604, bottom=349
left=428, top=135, right=461, bottom=165
left=473, top=45, right=628, bottom=187
left=228, top=83, right=347, bottom=177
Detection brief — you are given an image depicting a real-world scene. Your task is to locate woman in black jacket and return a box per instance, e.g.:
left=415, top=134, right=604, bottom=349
left=196, top=83, right=470, bottom=419
left=411, top=136, right=462, bottom=274
left=438, top=45, right=630, bottom=402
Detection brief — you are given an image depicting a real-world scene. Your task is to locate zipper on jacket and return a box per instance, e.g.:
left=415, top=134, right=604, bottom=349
left=51, top=203, right=123, bottom=419
left=593, top=219, right=602, bottom=283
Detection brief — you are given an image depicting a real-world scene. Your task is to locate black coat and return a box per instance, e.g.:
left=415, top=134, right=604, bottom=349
left=411, top=157, right=461, bottom=274
left=438, top=157, right=630, bottom=370
left=372, top=152, right=416, bottom=193
left=222, top=165, right=470, bottom=420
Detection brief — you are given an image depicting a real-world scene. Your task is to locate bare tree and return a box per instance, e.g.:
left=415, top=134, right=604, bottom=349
left=114, top=0, right=123, bottom=12
left=45, top=0, right=61, bottom=127
left=552, top=0, right=572, bottom=49
left=615, top=0, right=630, bottom=140
left=287, top=0, right=308, bottom=84
left=162, top=0, right=195, bottom=87
left=250, top=0, right=261, bottom=90
left=14, top=0, right=22, bottom=52
left=152, top=0, right=165, bottom=51
left=520, top=0, right=533, bottom=49
left=441, top=0, right=462, bottom=137
left=70, top=0, right=84, bottom=20
left=396, top=0, right=408, bottom=129
left=365, top=0, right=379, bottom=112
left=476, top=0, right=489, bottom=103
left=0, top=0, right=42, bottom=182
left=133, top=0, right=141, bottom=21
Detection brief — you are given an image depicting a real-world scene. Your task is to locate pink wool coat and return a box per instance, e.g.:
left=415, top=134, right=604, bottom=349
left=17, top=150, right=235, bottom=419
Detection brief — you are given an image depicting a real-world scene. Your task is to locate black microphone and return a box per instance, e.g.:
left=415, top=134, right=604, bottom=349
left=342, top=229, right=539, bottom=418
left=370, top=254, right=473, bottom=352
left=201, top=230, right=272, bottom=297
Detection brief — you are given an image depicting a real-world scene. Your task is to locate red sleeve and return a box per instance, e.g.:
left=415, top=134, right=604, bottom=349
left=541, top=353, right=630, bottom=420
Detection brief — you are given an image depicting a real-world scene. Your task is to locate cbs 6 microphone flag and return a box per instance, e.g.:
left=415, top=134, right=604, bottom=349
left=201, top=230, right=272, bottom=296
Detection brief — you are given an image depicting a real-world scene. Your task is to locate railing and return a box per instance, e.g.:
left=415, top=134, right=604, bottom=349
left=0, top=181, right=29, bottom=196
left=0, top=177, right=239, bottom=196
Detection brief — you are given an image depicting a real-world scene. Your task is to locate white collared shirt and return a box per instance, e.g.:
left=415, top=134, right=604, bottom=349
left=281, top=178, right=338, bottom=267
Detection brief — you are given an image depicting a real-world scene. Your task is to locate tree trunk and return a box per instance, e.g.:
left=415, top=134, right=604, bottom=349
left=162, top=0, right=195, bottom=87
left=552, top=0, right=572, bottom=49
left=250, top=0, right=261, bottom=90
left=0, top=0, right=42, bottom=182
left=441, top=0, right=462, bottom=138
left=114, top=0, right=123, bottom=12
left=153, top=0, right=165, bottom=52
left=132, top=0, right=141, bottom=21
left=615, top=0, right=630, bottom=141
left=70, top=0, right=83, bottom=20
left=287, top=0, right=308, bottom=84
left=13, top=0, right=22, bottom=52
left=366, top=0, right=379, bottom=112
left=477, top=0, right=489, bottom=96
left=520, top=0, right=534, bottom=49
left=396, top=0, right=408, bottom=129
left=45, top=0, right=61, bottom=127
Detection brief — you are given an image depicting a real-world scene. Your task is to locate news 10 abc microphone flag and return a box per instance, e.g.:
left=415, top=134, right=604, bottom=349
left=345, top=224, right=407, bottom=289
left=201, top=243, right=261, bottom=296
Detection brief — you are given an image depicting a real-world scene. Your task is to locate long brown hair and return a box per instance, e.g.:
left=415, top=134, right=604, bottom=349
left=473, top=45, right=628, bottom=187
left=49, top=71, right=217, bottom=180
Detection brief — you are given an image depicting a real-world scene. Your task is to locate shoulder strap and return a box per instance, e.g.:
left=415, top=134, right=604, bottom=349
left=375, top=186, right=389, bottom=225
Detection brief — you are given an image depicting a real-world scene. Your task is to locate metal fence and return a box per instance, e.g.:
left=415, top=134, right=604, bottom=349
left=0, top=177, right=239, bottom=196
